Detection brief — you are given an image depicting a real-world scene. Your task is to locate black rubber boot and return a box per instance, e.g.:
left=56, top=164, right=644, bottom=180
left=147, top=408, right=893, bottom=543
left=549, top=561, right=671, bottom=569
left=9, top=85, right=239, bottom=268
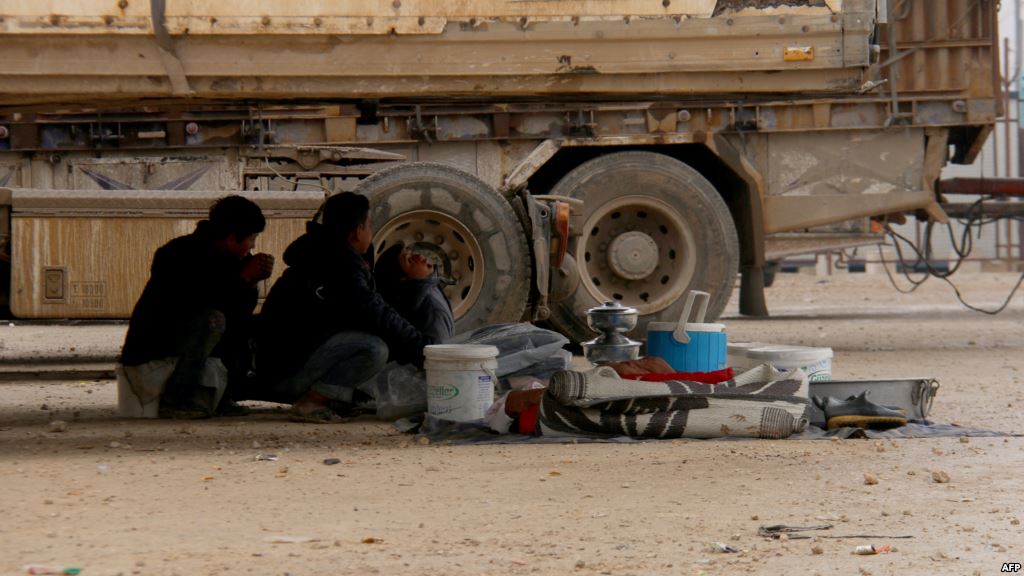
left=813, top=393, right=907, bottom=431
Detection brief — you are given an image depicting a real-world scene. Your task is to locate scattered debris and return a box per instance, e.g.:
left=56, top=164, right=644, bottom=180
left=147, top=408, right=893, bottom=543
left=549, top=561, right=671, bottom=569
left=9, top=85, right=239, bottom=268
left=323, top=458, right=341, bottom=466
left=853, top=545, right=892, bottom=555
left=863, top=473, right=878, bottom=485
left=47, top=421, right=68, bottom=433
left=759, top=524, right=833, bottom=539
left=760, top=525, right=914, bottom=540
left=709, top=542, right=739, bottom=553
left=264, top=535, right=317, bottom=544
left=811, top=543, right=824, bottom=555
left=255, top=454, right=278, bottom=462
left=932, top=471, right=951, bottom=484
left=23, top=566, right=81, bottom=575
left=574, top=560, right=586, bottom=569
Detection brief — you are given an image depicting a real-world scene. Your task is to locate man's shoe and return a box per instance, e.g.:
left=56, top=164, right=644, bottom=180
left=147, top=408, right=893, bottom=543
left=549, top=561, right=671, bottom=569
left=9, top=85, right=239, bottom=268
left=813, top=393, right=907, bottom=430
left=288, top=407, right=343, bottom=423
left=216, top=395, right=251, bottom=417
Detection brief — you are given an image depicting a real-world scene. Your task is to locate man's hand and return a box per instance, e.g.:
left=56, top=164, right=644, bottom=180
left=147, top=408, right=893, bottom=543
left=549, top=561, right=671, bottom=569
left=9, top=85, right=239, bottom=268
left=241, top=253, right=275, bottom=284
left=504, top=388, right=546, bottom=416
left=402, top=252, right=436, bottom=280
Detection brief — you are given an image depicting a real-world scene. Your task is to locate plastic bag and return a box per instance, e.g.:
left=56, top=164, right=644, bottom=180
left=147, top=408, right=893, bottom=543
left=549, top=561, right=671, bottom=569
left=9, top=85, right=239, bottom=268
left=367, top=362, right=427, bottom=421
left=504, top=349, right=573, bottom=381
left=449, top=323, right=569, bottom=376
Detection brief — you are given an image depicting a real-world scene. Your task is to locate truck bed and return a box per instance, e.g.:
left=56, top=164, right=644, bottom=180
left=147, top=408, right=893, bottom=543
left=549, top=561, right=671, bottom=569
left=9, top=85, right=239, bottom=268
left=0, top=0, right=871, bottom=108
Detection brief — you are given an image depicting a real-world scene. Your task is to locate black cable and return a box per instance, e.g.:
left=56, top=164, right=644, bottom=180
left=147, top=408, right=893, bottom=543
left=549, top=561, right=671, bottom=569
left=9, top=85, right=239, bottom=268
left=937, top=269, right=1024, bottom=315
left=878, top=200, right=1024, bottom=314
left=877, top=243, right=922, bottom=294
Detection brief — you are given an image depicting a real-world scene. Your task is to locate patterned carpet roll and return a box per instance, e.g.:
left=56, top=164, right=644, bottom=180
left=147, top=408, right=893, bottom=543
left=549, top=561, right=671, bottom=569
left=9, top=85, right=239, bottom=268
left=540, top=365, right=809, bottom=439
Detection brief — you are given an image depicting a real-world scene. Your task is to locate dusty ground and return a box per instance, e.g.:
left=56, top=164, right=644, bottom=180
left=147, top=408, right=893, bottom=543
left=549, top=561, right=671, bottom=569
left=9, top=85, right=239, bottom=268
left=2, top=272, right=1023, bottom=576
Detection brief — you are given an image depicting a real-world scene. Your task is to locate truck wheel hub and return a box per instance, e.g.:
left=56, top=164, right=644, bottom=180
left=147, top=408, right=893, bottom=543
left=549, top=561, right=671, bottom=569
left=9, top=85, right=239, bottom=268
left=607, top=231, right=659, bottom=280
left=578, top=195, right=696, bottom=314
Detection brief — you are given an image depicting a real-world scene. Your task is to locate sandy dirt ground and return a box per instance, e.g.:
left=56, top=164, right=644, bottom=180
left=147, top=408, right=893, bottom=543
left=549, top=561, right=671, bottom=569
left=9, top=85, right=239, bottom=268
left=1, top=272, right=1023, bottom=576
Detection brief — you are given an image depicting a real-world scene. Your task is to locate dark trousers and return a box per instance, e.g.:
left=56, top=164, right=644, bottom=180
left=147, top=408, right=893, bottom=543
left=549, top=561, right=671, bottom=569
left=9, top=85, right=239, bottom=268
left=161, top=310, right=226, bottom=406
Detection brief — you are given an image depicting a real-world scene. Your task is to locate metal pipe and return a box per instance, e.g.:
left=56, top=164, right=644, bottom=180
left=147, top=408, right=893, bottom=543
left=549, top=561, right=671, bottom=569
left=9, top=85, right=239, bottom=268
left=941, top=202, right=1024, bottom=218
left=1006, top=38, right=1013, bottom=178
left=1017, top=0, right=1023, bottom=83
left=885, top=0, right=900, bottom=121
left=1017, top=0, right=1024, bottom=263
left=1007, top=39, right=1016, bottom=262
left=939, top=177, right=1024, bottom=196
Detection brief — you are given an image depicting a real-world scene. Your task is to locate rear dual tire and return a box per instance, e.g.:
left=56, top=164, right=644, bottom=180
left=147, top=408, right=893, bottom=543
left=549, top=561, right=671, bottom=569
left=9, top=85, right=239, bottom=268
left=545, top=152, right=739, bottom=343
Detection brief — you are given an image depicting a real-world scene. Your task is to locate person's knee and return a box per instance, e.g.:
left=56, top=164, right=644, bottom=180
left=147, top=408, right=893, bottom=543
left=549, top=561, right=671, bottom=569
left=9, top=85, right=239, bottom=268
left=204, top=310, right=227, bottom=335
left=366, top=336, right=389, bottom=371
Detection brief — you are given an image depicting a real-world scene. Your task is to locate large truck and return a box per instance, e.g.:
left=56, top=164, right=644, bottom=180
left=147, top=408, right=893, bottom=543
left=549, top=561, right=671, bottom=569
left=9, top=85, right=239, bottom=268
left=0, top=0, right=1000, bottom=342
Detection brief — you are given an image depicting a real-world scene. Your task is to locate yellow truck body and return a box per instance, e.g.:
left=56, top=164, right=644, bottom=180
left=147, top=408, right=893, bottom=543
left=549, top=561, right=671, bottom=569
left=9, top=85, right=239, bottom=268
left=0, top=0, right=1001, bottom=340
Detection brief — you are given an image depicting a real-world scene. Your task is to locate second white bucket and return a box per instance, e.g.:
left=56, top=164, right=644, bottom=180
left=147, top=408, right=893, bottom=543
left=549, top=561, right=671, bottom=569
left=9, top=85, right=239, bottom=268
left=424, top=344, right=499, bottom=422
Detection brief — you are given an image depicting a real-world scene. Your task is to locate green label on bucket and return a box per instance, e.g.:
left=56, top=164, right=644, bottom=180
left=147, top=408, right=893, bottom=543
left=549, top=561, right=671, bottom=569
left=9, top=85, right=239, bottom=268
left=428, top=384, right=460, bottom=401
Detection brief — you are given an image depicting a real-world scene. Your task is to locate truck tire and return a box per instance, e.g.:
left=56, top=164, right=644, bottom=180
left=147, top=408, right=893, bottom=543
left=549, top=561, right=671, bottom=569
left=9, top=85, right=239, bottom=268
left=354, top=162, right=531, bottom=333
left=546, top=152, right=739, bottom=343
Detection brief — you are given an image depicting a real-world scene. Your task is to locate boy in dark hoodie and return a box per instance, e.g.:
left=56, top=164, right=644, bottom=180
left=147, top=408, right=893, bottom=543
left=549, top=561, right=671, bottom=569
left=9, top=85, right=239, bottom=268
left=254, top=193, right=435, bottom=422
left=373, top=242, right=454, bottom=346
left=119, top=195, right=274, bottom=418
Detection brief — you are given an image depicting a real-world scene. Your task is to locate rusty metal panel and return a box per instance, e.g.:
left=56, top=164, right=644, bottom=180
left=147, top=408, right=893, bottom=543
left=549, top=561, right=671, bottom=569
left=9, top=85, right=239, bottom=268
left=766, top=129, right=924, bottom=198
left=841, top=0, right=873, bottom=66
left=8, top=189, right=320, bottom=318
left=0, top=2, right=868, bottom=106
left=0, top=1, right=723, bottom=36
left=761, top=129, right=930, bottom=232
left=68, top=157, right=237, bottom=191
left=879, top=0, right=996, bottom=99
left=0, top=17, right=854, bottom=75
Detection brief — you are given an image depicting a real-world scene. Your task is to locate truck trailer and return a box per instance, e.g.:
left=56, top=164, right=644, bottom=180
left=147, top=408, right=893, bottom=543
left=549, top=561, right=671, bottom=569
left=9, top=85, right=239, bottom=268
left=0, top=0, right=1000, bottom=342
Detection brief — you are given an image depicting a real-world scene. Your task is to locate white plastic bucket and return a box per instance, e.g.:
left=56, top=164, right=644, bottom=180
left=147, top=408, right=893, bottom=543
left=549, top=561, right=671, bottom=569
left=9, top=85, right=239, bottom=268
left=424, top=344, right=499, bottom=422
left=728, top=342, right=834, bottom=382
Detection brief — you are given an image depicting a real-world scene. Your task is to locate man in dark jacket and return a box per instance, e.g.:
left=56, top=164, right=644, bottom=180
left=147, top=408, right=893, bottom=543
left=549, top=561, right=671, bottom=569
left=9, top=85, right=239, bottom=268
left=255, top=192, right=434, bottom=422
left=119, top=195, right=275, bottom=418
